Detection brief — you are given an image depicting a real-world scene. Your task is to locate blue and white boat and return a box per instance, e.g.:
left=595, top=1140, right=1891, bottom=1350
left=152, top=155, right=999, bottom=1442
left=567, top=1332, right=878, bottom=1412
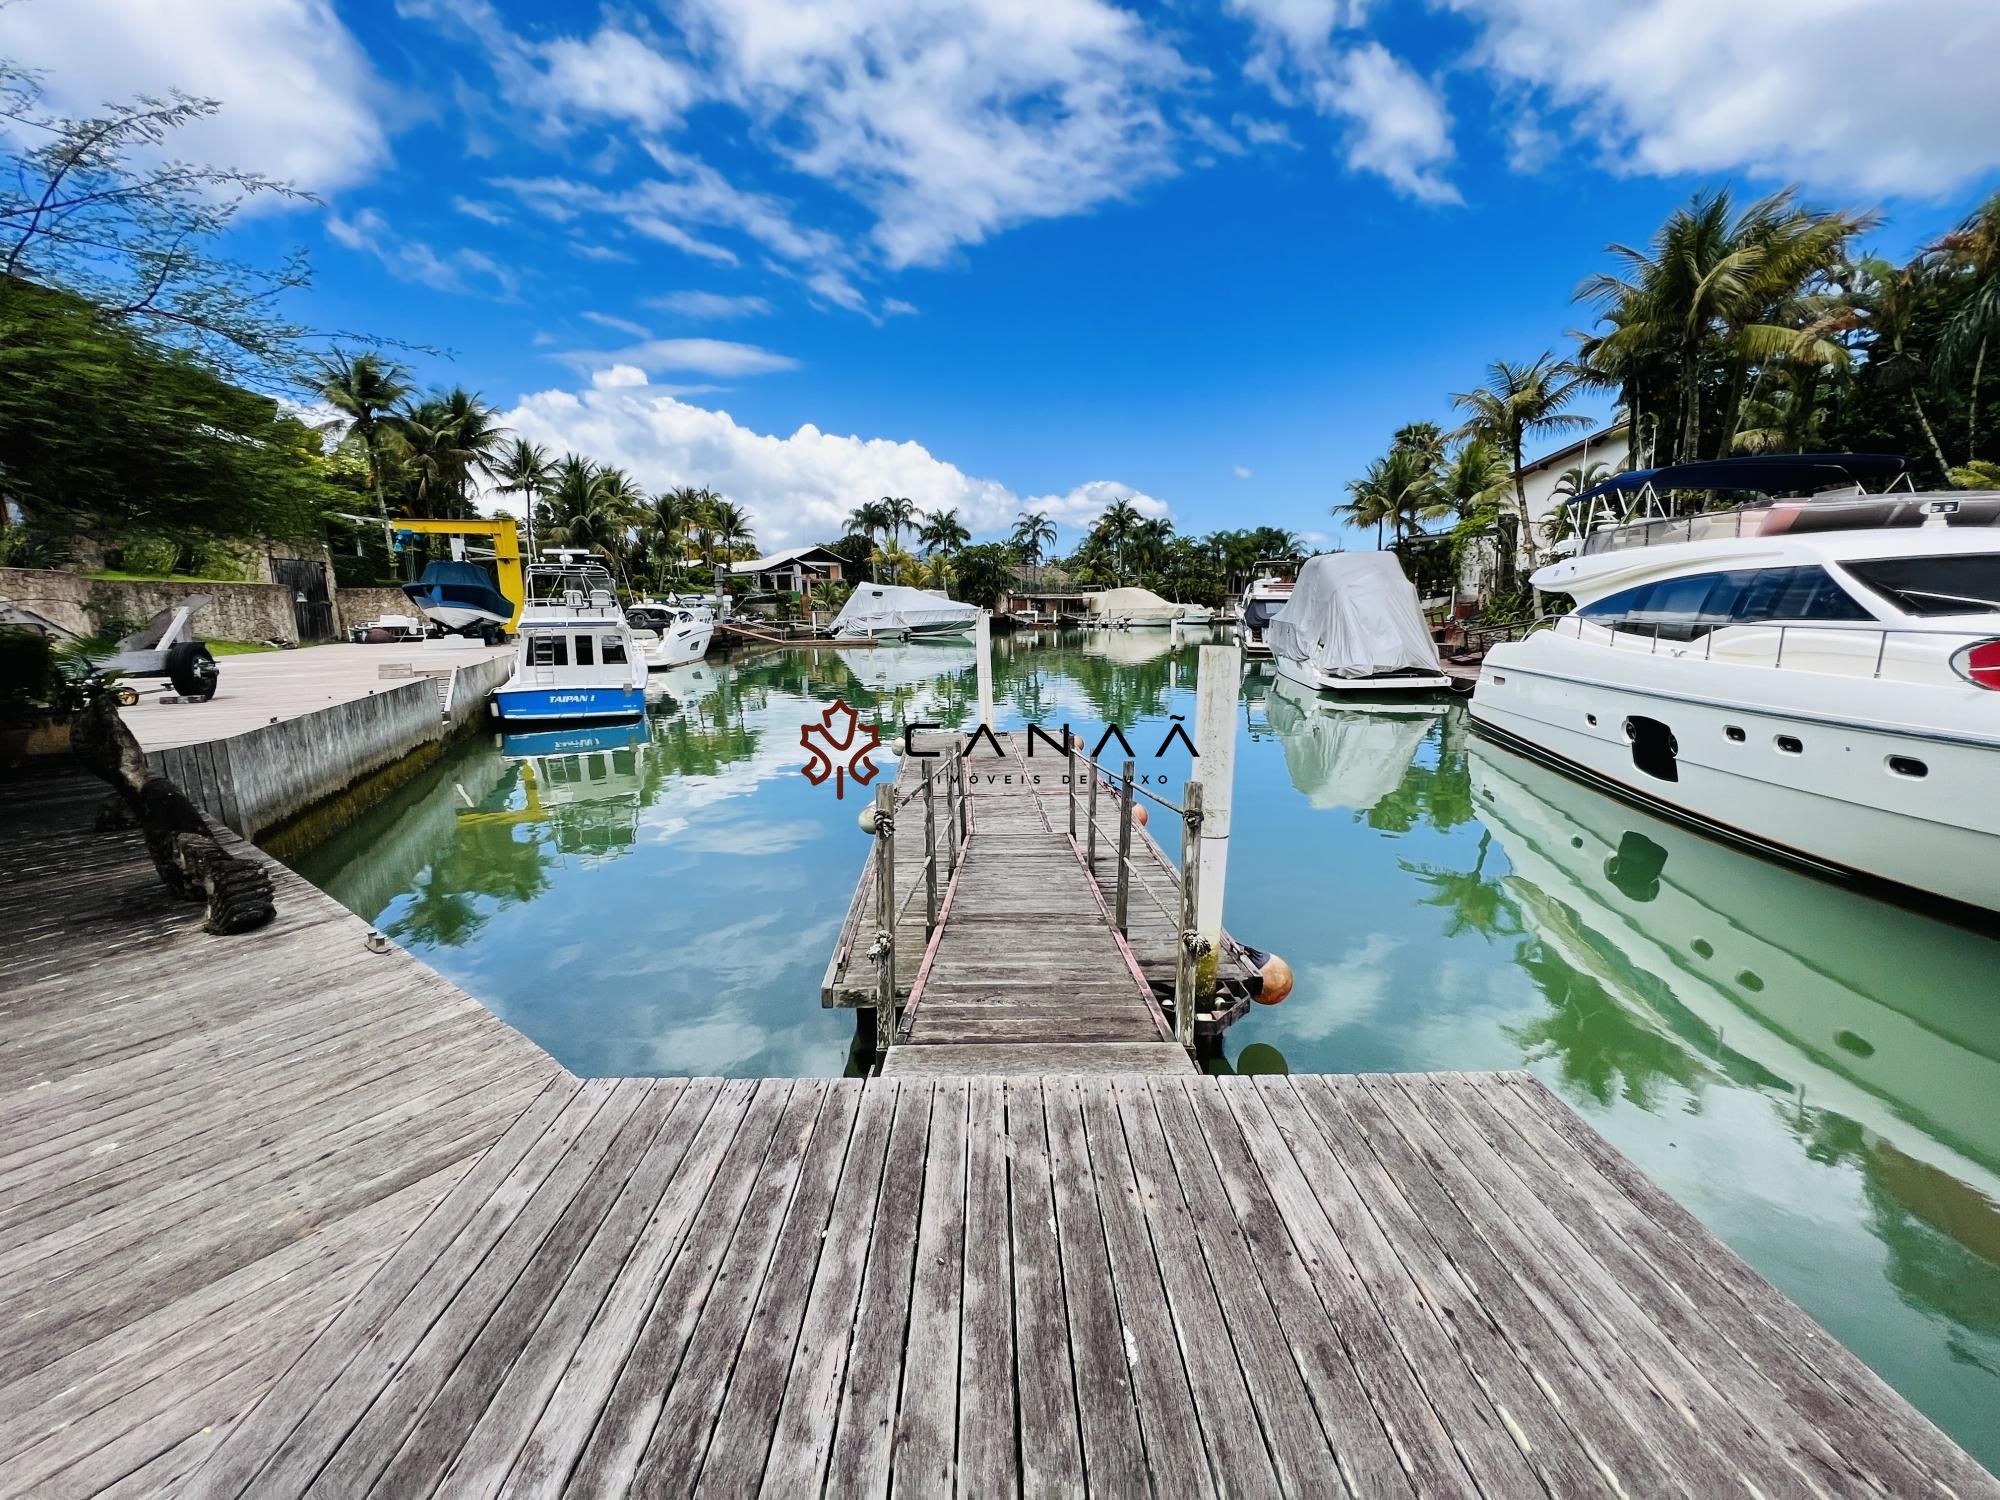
left=491, top=555, right=648, bottom=726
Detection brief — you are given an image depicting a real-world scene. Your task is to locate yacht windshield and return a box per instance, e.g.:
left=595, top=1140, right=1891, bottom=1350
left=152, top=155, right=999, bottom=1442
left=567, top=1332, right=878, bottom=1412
left=1842, top=555, right=2000, bottom=616
left=1578, top=564, right=1874, bottom=640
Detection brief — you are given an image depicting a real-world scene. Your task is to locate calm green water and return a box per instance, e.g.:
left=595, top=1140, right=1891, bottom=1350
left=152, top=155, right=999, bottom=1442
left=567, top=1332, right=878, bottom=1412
left=296, top=630, right=2000, bottom=1465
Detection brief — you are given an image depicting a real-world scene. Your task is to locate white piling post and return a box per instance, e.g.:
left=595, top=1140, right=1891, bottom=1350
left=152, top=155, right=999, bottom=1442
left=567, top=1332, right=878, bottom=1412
left=975, top=608, right=994, bottom=729
left=1192, top=642, right=1240, bottom=996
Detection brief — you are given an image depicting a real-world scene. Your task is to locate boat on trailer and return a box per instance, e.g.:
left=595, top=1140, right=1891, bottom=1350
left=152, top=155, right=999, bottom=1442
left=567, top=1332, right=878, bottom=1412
left=491, top=555, right=647, bottom=725
left=1472, top=453, right=2000, bottom=915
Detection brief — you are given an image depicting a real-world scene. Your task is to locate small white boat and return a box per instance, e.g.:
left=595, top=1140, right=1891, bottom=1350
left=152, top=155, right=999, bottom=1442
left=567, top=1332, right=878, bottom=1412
left=625, top=598, right=714, bottom=669
left=492, top=556, right=647, bottom=725
left=1087, top=586, right=1180, bottom=628
left=1268, top=552, right=1451, bottom=693
left=829, top=584, right=977, bottom=640
left=1173, top=604, right=1214, bottom=626
left=1473, top=453, right=2000, bottom=914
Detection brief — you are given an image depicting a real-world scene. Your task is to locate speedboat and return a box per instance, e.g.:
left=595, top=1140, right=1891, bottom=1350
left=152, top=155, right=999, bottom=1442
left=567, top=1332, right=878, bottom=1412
left=1236, top=560, right=1297, bottom=658
left=1471, top=453, right=2000, bottom=914
left=491, top=555, right=648, bottom=725
left=1268, top=552, right=1452, bottom=694
left=828, top=584, right=976, bottom=640
left=404, top=559, right=514, bottom=643
left=625, top=597, right=714, bottom=669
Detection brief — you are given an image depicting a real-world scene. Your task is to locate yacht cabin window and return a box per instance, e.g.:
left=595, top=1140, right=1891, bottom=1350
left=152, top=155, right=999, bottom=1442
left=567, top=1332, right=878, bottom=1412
left=1841, top=555, right=2000, bottom=616
left=601, top=635, right=629, bottom=665
left=529, top=634, right=569, bottom=667
left=1577, top=565, right=1874, bottom=640
left=574, top=634, right=595, bottom=668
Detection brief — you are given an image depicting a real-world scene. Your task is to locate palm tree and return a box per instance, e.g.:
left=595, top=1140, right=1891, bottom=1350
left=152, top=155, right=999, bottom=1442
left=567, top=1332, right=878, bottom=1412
left=1930, top=191, right=2000, bottom=464
left=315, top=350, right=412, bottom=547
left=434, top=386, right=510, bottom=514
left=1010, top=510, right=1057, bottom=585
left=710, top=498, right=754, bottom=560
left=917, top=507, right=970, bottom=559
left=1098, top=497, right=1141, bottom=582
left=1853, top=257, right=1954, bottom=480
left=846, top=499, right=891, bottom=580
left=1451, top=352, right=1592, bottom=571
left=493, top=439, right=557, bottom=558
left=1575, top=188, right=1872, bottom=463
left=1339, top=447, right=1440, bottom=549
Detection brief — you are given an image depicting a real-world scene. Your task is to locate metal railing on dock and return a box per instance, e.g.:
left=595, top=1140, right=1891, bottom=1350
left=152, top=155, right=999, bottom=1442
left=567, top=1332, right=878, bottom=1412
left=865, top=744, right=969, bottom=1055
left=1063, top=745, right=1210, bottom=1049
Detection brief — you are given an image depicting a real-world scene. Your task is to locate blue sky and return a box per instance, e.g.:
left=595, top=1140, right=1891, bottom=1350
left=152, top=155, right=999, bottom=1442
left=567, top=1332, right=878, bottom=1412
left=8, top=0, right=1999, bottom=552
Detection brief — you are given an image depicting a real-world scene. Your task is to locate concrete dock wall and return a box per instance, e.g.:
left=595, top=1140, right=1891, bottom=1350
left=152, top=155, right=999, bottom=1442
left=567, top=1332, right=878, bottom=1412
left=146, top=653, right=513, bottom=841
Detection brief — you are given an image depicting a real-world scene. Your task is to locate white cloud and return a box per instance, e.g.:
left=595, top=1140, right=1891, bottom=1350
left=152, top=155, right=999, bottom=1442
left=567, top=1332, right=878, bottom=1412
left=1234, top=465, right=1254, bottom=479
left=883, top=298, right=919, bottom=317
left=582, top=310, right=652, bottom=339
left=1232, top=114, right=1299, bottom=149
left=3, top=0, right=388, bottom=197
left=1445, top=0, right=2000, bottom=197
left=645, top=291, right=772, bottom=320
left=495, top=382, right=1167, bottom=550
left=591, top=364, right=651, bottom=389
left=325, top=208, right=519, bottom=297
left=552, top=337, right=798, bottom=378
left=452, top=195, right=510, bottom=226
left=1226, top=0, right=1458, bottom=203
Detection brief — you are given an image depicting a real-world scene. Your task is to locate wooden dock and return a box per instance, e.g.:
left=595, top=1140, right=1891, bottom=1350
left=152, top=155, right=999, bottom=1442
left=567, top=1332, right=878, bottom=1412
left=3, top=763, right=1996, bottom=1496
left=823, top=732, right=1255, bottom=1076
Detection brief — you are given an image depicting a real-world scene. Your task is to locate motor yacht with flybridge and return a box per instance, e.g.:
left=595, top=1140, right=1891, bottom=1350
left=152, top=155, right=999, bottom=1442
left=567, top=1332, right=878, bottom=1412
left=624, top=597, right=714, bottom=669
left=1471, top=454, right=2000, bottom=916
left=491, top=553, right=648, bottom=725
left=1236, top=558, right=1298, bottom=658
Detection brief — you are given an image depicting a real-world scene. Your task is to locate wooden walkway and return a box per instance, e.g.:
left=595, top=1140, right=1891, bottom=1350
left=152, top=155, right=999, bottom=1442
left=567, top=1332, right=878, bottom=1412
left=4, top=764, right=1997, bottom=1495
left=825, top=733, right=1252, bottom=1077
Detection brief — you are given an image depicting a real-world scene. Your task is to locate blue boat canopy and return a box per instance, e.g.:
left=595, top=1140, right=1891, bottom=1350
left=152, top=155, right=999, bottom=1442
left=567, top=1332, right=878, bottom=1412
left=1567, top=452, right=1908, bottom=508
left=404, top=559, right=512, bottom=621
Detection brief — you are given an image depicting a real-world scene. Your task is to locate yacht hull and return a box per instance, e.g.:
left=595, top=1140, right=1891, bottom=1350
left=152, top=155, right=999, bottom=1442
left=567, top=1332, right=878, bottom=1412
left=1471, top=641, right=2000, bottom=914
left=492, top=685, right=646, bottom=724
left=639, top=618, right=714, bottom=669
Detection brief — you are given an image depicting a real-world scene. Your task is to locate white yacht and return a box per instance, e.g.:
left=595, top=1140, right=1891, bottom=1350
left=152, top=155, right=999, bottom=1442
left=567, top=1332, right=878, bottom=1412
left=1472, top=455, right=2000, bottom=914
left=491, top=555, right=648, bottom=725
left=1236, top=560, right=1298, bottom=658
left=1268, top=552, right=1452, bottom=694
left=625, top=598, right=714, bottom=669
left=828, top=584, right=977, bottom=641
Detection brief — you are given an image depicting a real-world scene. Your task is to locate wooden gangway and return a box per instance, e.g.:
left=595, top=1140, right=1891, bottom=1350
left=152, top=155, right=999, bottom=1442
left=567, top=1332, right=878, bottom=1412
left=4, top=763, right=1997, bottom=1496
left=821, top=732, right=1256, bottom=1076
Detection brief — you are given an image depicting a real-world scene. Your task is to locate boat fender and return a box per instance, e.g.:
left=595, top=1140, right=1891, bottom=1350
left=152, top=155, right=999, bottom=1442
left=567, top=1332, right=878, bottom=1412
left=1133, top=803, right=1149, bottom=827
left=1242, top=946, right=1294, bottom=1005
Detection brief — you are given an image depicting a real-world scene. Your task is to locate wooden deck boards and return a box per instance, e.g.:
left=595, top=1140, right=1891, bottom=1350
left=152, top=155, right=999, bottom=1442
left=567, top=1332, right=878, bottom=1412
left=5, top=763, right=1995, bottom=1496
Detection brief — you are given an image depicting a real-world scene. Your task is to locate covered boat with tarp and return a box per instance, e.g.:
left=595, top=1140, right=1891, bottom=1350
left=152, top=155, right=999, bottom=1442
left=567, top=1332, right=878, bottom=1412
left=1086, top=586, right=1180, bottom=627
left=404, top=559, right=514, bottom=641
left=1267, top=552, right=1449, bottom=693
left=828, top=584, right=978, bottom=640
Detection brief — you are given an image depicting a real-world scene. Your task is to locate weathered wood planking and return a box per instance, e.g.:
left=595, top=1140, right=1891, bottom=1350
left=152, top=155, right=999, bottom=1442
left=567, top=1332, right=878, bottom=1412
left=0, top=766, right=566, bottom=1497
left=6, top=773, right=1996, bottom=1497
left=169, top=1071, right=1996, bottom=1498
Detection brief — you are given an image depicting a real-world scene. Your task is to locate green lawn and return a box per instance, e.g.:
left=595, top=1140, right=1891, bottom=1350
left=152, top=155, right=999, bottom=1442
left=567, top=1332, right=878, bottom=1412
left=207, top=640, right=278, bottom=656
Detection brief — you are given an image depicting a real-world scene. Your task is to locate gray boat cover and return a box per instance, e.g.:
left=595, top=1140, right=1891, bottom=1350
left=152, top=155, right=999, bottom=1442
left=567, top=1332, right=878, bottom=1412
left=1267, top=552, right=1443, bottom=678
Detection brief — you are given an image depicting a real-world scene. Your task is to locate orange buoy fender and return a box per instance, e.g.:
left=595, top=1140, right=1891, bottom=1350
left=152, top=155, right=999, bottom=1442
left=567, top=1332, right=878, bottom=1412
left=1133, top=803, right=1149, bottom=827
left=1254, top=953, right=1294, bottom=1005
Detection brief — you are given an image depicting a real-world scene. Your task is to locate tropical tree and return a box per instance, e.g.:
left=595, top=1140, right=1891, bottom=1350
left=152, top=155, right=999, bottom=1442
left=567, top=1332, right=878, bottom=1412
left=1930, top=191, right=2000, bottom=465
left=315, top=351, right=413, bottom=547
left=846, top=499, right=892, bottom=579
left=493, top=440, right=557, bottom=557
left=1097, top=496, right=1142, bottom=582
left=1010, top=510, right=1058, bottom=584
left=1852, top=257, right=1954, bottom=479
left=1451, top=352, right=1592, bottom=569
left=1339, top=446, right=1441, bottom=548
left=709, top=497, right=754, bottom=560
left=917, top=507, right=970, bottom=560
left=881, top=495, right=919, bottom=565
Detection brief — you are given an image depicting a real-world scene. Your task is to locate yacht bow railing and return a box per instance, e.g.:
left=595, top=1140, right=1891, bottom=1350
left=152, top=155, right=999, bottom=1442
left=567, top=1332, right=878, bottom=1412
left=1533, top=612, right=1982, bottom=679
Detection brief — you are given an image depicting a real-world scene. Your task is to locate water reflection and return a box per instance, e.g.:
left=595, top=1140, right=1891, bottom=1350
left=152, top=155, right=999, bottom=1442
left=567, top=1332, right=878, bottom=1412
left=1264, top=674, right=1445, bottom=815
left=1471, top=738, right=2000, bottom=1257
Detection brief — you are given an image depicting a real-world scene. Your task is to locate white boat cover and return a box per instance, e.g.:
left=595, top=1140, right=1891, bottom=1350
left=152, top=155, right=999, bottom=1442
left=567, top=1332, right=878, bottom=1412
left=1087, top=587, right=1179, bottom=623
left=831, top=584, right=977, bottom=635
left=1267, top=552, right=1443, bottom=678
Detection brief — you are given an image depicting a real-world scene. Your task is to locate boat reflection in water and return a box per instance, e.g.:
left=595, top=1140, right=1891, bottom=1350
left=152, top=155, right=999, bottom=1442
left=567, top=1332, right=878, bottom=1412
left=1468, top=736, right=2000, bottom=1276
left=1264, top=673, right=1445, bottom=814
left=477, top=721, right=651, bottom=865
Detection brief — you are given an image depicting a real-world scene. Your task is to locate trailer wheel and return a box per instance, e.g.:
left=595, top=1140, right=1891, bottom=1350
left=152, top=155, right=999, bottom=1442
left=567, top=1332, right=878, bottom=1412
left=166, top=641, right=219, bottom=700
left=114, top=684, right=140, bottom=708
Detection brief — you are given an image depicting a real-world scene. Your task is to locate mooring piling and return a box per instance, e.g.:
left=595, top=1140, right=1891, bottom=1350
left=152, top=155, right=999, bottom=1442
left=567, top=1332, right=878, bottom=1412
left=1192, top=641, right=1240, bottom=995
